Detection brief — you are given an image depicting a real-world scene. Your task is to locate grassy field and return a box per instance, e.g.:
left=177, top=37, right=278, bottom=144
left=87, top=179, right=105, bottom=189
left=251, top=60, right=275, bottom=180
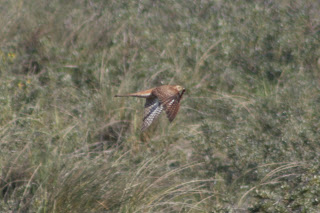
left=1, top=0, right=320, bottom=212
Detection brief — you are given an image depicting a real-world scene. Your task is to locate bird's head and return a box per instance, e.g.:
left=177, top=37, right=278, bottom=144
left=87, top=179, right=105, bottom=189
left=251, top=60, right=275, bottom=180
left=174, top=85, right=184, bottom=92
left=174, top=85, right=186, bottom=98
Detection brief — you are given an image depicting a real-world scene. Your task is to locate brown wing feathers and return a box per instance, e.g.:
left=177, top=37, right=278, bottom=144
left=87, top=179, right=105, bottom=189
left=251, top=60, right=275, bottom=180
left=115, top=85, right=185, bottom=131
left=163, top=97, right=180, bottom=122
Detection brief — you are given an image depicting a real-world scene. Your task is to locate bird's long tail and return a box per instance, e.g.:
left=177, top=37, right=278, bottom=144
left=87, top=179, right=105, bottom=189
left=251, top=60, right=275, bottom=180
left=114, top=94, right=143, bottom=98
left=114, top=88, right=153, bottom=98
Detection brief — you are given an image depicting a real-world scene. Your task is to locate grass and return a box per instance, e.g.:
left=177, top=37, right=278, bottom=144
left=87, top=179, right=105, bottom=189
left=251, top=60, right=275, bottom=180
left=1, top=0, right=320, bottom=212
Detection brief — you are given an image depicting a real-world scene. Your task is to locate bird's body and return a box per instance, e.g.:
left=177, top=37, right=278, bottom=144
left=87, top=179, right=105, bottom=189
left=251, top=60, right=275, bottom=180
left=115, top=85, right=185, bottom=131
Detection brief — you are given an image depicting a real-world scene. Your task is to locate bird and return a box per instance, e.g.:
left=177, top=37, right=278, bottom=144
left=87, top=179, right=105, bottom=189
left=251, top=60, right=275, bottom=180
left=115, top=85, right=186, bottom=131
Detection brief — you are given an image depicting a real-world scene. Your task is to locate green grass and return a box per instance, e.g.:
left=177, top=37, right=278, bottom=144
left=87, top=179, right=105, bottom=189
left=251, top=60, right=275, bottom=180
left=1, top=0, right=320, bottom=212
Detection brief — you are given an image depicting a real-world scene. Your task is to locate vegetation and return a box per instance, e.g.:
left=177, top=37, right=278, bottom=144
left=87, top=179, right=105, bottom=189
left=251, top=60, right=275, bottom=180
left=1, top=0, right=320, bottom=212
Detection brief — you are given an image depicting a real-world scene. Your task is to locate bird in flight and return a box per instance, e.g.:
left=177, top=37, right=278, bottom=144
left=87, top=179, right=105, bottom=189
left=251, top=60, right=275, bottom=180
left=115, top=85, right=186, bottom=131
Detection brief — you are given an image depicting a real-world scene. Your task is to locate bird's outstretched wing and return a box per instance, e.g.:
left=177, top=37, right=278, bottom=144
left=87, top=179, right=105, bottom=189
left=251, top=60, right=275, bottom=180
left=162, top=96, right=181, bottom=122
left=153, top=87, right=184, bottom=122
left=141, top=97, right=163, bottom=131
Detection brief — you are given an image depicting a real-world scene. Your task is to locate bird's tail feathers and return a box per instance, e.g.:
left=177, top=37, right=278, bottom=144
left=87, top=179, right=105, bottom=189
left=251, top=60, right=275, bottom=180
left=114, top=93, right=148, bottom=98
left=114, top=89, right=153, bottom=98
